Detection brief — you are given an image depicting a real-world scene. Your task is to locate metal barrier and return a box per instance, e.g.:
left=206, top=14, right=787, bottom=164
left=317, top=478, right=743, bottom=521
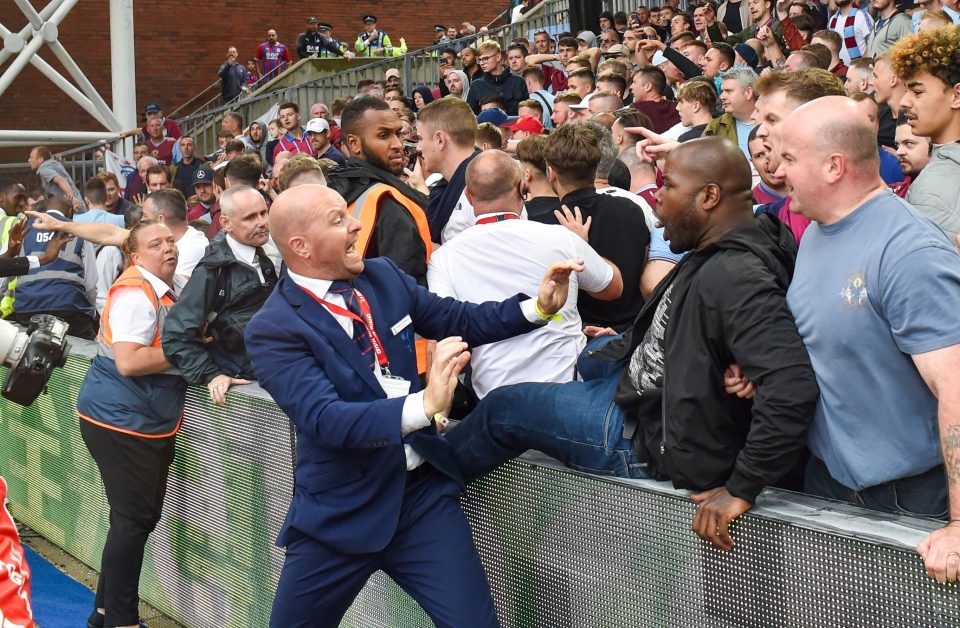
left=1, top=338, right=957, bottom=627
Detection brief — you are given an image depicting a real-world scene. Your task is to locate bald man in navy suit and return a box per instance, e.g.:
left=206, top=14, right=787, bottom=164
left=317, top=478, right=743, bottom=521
left=245, top=184, right=583, bottom=627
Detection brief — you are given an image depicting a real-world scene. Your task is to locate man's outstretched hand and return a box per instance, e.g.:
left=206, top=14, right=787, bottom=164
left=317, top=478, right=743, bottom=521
left=537, top=258, right=585, bottom=316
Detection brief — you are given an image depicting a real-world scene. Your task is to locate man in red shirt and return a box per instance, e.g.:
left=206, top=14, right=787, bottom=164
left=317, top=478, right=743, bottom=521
left=139, top=102, right=182, bottom=140
left=629, top=66, right=680, bottom=133
left=273, top=102, right=314, bottom=159
left=144, top=117, right=176, bottom=166
left=256, top=29, right=292, bottom=81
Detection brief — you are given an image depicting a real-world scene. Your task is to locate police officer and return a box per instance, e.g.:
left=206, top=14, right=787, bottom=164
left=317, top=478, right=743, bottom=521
left=76, top=220, right=186, bottom=628
left=297, top=17, right=354, bottom=59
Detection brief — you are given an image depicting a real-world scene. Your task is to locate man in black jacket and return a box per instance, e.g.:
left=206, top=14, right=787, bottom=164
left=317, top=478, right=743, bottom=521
left=296, top=17, right=352, bottom=59
left=466, top=41, right=529, bottom=115
left=162, top=185, right=277, bottom=406
left=447, top=138, right=819, bottom=549
left=327, top=97, right=432, bottom=286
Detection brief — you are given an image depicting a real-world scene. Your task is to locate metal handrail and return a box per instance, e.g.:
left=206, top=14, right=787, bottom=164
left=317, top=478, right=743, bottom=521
left=44, top=0, right=582, bottom=186
left=173, top=6, right=572, bottom=154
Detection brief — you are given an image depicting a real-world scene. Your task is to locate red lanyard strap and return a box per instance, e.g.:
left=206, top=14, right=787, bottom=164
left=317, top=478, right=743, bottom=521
left=476, top=212, right=521, bottom=225
left=302, top=286, right=390, bottom=369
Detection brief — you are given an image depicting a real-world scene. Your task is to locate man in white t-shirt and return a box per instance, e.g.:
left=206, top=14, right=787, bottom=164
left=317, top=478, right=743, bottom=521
left=427, top=150, right=623, bottom=398
left=140, top=189, right=208, bottom=294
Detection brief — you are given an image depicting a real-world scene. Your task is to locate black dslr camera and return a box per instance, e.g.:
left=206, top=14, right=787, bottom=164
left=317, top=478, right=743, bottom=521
left=0, top=315, right=70, bottom=406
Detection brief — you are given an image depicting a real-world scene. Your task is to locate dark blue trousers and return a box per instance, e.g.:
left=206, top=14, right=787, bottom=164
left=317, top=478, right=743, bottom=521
left=269, top=469, right=499, bottom=628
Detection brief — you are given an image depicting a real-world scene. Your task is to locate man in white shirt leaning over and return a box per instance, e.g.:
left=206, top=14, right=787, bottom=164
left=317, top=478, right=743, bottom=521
left=427, top=149, right=623, bottom=399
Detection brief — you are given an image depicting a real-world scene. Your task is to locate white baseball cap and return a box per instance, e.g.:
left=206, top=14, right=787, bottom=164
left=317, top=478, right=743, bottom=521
left=305, top=117, right=330, bottom=133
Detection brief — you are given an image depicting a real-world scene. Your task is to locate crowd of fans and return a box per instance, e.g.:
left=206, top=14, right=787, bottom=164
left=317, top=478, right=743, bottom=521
left=3, top=1, right=960, bottom=625
left=217, top=14, right=421, bottom=102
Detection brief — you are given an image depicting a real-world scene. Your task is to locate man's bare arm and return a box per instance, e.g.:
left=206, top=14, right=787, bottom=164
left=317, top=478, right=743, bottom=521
left=913, top=344, right=960, bottom=583
left=24, top=210, right=129, bottom=247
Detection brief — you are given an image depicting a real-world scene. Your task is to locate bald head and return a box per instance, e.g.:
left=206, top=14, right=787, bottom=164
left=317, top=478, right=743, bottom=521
left=271, top=185, right=341, bottom=258
left=669, top=137, right=753, bottom=200
left=779, top=96, right=883, bottom=222
left=786, top=96, right=878, bottom=170
left=465, top=150, right=522, bottom=212
left=219, top=185, right=262, bottom=218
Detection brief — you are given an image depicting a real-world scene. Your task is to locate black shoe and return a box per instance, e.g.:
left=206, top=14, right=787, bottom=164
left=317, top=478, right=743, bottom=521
left=87, top=610, right=104, bottom=628
left=86, top=610, right=148, bottom=628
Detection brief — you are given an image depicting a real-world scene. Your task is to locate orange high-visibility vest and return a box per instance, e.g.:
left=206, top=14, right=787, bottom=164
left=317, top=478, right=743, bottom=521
left=348, top=183, right=432, bottom=374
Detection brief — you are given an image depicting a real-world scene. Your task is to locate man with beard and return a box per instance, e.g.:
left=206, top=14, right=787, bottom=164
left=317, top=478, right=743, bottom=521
left=460, top=47, right=484, bottom=84
left=892, top=116, right=931, bottom=198
left=327, top=97, right=432, bottom=287
left=305, top=118, right=347, bottom=166
left=171, top=135, right=201, bottom=197
left=163, top=185, right=278, bottom=407
left=187, top=168, right=219, bottom=224
left=445, top=138, right=818, bottom=551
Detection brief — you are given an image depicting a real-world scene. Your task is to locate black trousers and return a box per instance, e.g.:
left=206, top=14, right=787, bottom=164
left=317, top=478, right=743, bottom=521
left=80, top=419, right=176, bottom=626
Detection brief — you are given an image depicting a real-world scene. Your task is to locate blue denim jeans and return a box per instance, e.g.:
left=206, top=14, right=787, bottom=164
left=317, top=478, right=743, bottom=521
left=576, top=334, right=626, bottom=382
left=445, top=371, right=650, bottom=482
left=804, top=456, right=948, bottom=520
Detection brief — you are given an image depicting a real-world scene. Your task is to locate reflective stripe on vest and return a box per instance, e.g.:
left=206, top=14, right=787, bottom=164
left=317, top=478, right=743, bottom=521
left=17, top=240, right=86, bottom=302
left=348, top=183, right=433, bottom=263
left=0, top=216, right=20, bottom=318
left=348, top=184, right=432, bottom=373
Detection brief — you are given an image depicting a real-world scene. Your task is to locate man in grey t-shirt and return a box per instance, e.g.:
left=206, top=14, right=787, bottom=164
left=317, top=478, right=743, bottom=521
left=27, top=146, right=84, bottom=211
left=781, top=96, right=960, bottom=585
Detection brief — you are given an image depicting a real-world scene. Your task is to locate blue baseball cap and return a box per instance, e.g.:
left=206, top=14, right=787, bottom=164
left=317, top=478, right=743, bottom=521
left=476, top=108, right=518, bottom=128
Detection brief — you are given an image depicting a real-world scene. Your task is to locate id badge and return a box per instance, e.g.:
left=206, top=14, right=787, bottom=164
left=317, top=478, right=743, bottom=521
left=374, top=368, right=411, bottom=399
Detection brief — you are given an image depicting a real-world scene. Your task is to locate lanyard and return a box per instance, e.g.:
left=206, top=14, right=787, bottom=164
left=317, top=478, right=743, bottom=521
left=303, top=286, right=391, bottom=371
left=475, top=212, right=521, bottom=225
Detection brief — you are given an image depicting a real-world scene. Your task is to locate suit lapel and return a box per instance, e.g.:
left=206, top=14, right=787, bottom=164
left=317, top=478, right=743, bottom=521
left=279, top=276, right=383, bottom=397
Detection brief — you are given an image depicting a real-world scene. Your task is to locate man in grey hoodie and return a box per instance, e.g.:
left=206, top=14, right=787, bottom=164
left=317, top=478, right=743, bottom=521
left=890, top=26, right=960, bottom=240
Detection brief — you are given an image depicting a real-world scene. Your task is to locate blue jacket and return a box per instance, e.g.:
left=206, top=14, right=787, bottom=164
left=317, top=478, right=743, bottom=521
left=244, top=257, right=538, bottom=553
left=15, top=213, right=96, bottom=316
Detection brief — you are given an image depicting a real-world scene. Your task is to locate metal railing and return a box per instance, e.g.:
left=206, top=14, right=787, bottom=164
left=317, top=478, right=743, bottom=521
left=44, top=0, right=692, bottom=186
left=171, top=3, right=571, bottom=156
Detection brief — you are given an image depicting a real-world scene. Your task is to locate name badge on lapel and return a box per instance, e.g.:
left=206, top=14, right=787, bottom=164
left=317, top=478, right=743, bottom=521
left=390, top=314, right=413, bottom=336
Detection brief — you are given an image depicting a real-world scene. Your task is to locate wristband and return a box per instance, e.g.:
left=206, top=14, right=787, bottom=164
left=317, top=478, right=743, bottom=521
left=534, top=299, right=562, bottom=322
left=432, top=413, right=449, bottom=430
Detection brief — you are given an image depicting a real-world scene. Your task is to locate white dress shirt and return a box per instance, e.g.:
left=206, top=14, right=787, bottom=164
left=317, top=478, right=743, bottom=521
left=173, top=226, right=210, bottom=295
left=225, top=233, right=264, bottom=282
left=286, top=268, right=430, bottom=470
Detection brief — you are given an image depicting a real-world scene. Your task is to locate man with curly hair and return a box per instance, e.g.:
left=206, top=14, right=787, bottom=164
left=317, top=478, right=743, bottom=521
left=890, top=25, right=960, bottom=239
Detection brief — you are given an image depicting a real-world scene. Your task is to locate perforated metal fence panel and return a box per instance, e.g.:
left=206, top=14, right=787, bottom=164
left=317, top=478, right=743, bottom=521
left=2, top=346, right=958, bottom=627
left=0, top=349, right=292, bottom=628
left=342, top=461, right=960, bottom=628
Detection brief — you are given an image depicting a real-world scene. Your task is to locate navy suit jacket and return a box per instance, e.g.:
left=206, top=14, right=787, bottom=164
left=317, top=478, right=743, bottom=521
left=245, top=257, right=539, bottom=554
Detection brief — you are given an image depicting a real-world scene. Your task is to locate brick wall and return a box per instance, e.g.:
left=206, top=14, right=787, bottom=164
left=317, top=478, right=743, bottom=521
left=0, top=0, right=502, bottom=166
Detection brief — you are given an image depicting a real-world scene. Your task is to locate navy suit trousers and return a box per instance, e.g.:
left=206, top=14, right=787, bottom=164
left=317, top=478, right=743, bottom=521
left=269, top=467, right=499, bottom=628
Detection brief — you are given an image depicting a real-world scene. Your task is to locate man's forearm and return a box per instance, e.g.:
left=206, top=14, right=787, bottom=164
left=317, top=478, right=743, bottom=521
left=525, top=53, right=557, bottom=65
left=62, top=222, right=128, bottom=247
left=940, top=407, right=960, bottom=521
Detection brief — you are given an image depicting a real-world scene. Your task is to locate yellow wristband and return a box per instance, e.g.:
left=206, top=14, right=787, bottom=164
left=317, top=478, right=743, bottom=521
left=534, top=299, right=562, bottom=322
